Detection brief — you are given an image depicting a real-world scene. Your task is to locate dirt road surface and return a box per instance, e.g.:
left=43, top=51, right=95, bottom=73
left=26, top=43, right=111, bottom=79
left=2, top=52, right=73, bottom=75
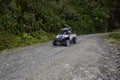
left=0, top=34, right=119, bottom=80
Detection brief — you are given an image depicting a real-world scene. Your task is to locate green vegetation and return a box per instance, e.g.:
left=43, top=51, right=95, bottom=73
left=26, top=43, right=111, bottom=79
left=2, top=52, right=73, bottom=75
left=105, top=29, right=120, bottom=44
left=0, top=0, right=120, bottom=51
left=0, top=30, right=55, bottom=51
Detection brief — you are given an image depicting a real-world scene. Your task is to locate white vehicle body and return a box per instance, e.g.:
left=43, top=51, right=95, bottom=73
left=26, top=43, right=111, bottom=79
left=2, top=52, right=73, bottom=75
left=53, top=28, right=77, bottom=46
left=56, top=34, right=76, bottom=40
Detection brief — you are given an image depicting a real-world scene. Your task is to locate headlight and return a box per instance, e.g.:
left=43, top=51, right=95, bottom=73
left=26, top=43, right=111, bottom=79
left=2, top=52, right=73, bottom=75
left=56, top=35, right=65, bottom=39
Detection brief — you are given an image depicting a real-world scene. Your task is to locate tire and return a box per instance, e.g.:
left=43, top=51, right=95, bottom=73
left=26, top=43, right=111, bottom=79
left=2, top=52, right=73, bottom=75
left=65, top=40, right=70, bottom=46
left=73, top=38, right=76, bottom=44
left=53, top=40, right=57, bottom=46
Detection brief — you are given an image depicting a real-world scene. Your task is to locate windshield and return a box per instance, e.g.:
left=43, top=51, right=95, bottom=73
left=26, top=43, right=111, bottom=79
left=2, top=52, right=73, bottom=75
left=59, top=30, right=71, bottom=34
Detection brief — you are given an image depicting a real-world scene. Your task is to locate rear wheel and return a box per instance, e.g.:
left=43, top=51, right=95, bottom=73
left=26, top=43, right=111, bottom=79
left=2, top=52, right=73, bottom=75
left=65, top=40, right=70, bottom=46
left=73, top=38, right=77, bottom=44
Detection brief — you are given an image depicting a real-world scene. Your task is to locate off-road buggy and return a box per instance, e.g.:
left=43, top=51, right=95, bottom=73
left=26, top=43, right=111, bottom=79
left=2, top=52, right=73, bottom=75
left=53, top=28, right=77, bottom=46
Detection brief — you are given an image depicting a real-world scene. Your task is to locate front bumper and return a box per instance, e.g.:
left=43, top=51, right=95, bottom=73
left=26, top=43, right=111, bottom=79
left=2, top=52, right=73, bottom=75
left=54, top=38, right=66, bottom=44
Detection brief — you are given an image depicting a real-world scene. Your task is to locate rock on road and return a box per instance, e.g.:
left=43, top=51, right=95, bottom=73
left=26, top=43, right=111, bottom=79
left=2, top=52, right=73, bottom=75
left=0, top=34, right=119, bottom=80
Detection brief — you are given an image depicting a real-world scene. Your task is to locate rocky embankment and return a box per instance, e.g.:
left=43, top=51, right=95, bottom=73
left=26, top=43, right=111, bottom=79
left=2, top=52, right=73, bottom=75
left=99, top=39, right=120, bottom=80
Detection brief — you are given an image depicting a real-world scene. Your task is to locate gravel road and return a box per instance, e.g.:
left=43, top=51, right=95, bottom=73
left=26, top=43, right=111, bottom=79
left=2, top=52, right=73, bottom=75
left=0, top=34, right=119, bottom=80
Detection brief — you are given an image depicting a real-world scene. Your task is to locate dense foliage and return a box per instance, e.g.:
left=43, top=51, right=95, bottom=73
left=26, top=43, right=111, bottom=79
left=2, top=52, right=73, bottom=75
left=0, top=0, right=120, bottom=34
left=0, top=0, right=120, bottom=50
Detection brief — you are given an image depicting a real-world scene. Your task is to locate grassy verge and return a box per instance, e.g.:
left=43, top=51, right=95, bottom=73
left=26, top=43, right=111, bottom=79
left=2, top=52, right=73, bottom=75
left=105, top=29, right=120, bottom=44
left=0, top=30, right=55, bottom=51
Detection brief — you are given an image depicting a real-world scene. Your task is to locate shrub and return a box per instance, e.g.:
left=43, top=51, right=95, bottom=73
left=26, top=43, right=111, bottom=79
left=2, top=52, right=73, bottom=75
left=105, top=29, right=120, bottom=44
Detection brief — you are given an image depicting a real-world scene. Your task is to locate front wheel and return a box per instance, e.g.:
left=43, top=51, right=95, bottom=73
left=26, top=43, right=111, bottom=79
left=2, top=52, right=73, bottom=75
left=53, top=40, right=57, bottom=46
left=65, top=40, right=70, bottom=46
